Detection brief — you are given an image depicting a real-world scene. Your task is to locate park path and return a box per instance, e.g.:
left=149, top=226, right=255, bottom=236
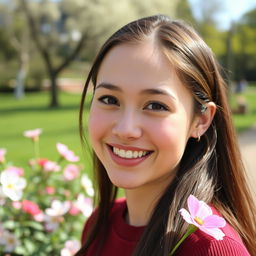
left=238, top=126, right=256, bottom=201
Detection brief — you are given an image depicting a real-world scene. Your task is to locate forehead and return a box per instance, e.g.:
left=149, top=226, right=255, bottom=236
left=97, top=42, right=171, bottom=85
left=96, top=42, right=191, bottom=100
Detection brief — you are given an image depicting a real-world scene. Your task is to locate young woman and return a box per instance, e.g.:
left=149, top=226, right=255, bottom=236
left=76, top=15, right=256, bottom=255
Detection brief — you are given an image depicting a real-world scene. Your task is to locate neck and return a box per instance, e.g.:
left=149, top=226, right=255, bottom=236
left=124, top=176, right=173, bottom=226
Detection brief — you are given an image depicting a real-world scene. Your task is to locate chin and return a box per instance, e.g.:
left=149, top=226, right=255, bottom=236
left=108, top=175, right=144, bottom=190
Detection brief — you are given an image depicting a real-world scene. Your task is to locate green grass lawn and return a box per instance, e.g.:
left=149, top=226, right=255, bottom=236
left=1, top=86, right=256, bottom=174
left=230, top=85, right=256, bottom=132
left=0, top=91, right=92, bottom=176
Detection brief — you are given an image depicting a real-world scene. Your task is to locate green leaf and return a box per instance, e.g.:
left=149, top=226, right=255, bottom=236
left=15, top=245, right=28, bottom=255
left=34, top=231, right=49, bottom=242
left=24, top=238, right=36, bottom=253
left=4, top=220, right=16, bottom=229
left=23, top=220, right=44, bottom=231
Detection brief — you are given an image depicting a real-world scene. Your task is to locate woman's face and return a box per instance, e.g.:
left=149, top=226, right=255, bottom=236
left=88, top=41, right=198, bottom=191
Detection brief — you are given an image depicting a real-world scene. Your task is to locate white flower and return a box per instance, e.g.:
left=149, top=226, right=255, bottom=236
left=44, top=200, right=70, bottom=231
left=0, top=230, right=19, bottom=252
left=0, top=171, right=26, bottom=201
left=61, top=240, right=80, bottom=256
left=44, top=214, right=63, bottom=232
left=45, top=200, right=70, bottom=217
left=75, top=194, right=93, bottom=217
left=81, top=175, right=94, bottom=197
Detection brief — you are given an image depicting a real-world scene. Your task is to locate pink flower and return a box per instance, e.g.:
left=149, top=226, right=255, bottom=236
left=37, top=158, right=60, bottom=172
left=43, top=161, right=61, bottom=172
left=74, top=194, right=93, bottom=217
left=63, top=164, right=80, bottom=180
left=68, top=202, right=80, bottom=216
left=5, top=166, right=24, bottom=176
left=37, top=158, right=49, bottom=167
left=61, top=240, right=80, bottom=256
left=0, top=148, right=7, bottom=163
left=179, top=195, right=226, bottom=240
left=56, top=143, right=79, bottom=162
left=23, top=128, right=42, bottom=141
left=45, top=186, right=55, bottom=195
left=22, top=200, right=42, bottom=216
left=12, top=201, right=22, bottom=209
left=33, top=212, right=44, bottom=222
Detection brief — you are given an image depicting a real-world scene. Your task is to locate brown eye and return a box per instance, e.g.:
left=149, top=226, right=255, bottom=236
left=145, top=102, right=169, bottom=111
left=98, top=95, right=119, bottom=106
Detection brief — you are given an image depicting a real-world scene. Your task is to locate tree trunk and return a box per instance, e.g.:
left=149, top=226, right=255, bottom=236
left=15, top=51, right=29, bottom=99
left=49, top=73, right=59, bottom=108
left=15, top=66, right=26, bottom=99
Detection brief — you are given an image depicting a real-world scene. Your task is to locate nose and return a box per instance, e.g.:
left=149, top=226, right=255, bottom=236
left=112, top=110, right=142, bottom=141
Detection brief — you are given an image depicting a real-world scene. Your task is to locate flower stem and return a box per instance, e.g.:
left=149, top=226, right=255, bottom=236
left=33, top=140, right=40, bottom=160
left=169, top=224, right=198, bottom=255
left=57, top=156, right=63, bottom=164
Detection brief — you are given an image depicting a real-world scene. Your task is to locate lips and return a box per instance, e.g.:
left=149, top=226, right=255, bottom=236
left=107, top=144, right=153, bottom=167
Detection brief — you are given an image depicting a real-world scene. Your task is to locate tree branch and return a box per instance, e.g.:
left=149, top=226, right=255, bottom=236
left=55, top=32, right=88, bottom=75
left=20, top=0, right=53, bottom=72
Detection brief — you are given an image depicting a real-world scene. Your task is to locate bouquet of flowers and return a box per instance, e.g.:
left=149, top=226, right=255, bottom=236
left=0, top=129, right=93, bottom=255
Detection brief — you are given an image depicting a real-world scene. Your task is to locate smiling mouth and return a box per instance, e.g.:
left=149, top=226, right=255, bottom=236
left=108, top=145, right=153, bottom=159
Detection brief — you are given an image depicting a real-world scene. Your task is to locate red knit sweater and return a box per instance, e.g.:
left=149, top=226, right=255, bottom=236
left=81, top=198, right=250, bottom=256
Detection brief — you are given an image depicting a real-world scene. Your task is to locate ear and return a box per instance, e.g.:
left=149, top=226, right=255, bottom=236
left=190, top=102, right=216, bottom=139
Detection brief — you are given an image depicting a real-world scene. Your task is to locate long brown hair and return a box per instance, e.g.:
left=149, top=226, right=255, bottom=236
left=77, top=15, right=256, bottom=255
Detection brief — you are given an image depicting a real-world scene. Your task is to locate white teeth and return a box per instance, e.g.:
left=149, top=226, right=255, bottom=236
left=112, top=147, right=150, bottom=159
left=133, top=151, right=138, bottom=158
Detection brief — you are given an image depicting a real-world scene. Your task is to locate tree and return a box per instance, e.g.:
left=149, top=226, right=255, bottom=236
left=20, top=0, right=90, bottom=107
left=20, top=0, right=180, bottom=108
left=240, top=8, right=256, bottom=28
left=175, top=0, right=196, bottom=25
left=231, top=8, right=256, bottom=81
left=0, top=0, right=32, bottom=98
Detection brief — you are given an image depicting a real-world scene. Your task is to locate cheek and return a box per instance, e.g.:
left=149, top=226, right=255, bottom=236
left=148, top=115, right=190, bottom=151
left=88, top=107, right=109, bottom=145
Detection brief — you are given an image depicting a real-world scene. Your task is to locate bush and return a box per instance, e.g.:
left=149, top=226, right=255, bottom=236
left=0, top=129, right=93, bottom=255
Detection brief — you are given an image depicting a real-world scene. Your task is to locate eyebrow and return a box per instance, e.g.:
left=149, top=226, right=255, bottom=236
left=96, top=83, right=122, bottom=92
left=96, top=82, right=177, bottom=101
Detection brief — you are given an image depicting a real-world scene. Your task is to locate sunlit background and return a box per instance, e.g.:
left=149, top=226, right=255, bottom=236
left=0, top=0, right=256, bottom=254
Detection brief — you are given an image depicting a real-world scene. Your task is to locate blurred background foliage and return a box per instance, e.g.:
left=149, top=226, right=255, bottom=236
left=0, top=0, right=255, bottom=103
left=0, top=0, right=256, bottom=166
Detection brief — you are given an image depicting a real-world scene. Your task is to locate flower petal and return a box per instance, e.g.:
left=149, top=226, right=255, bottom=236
left=199, top=226, right=225, bottom=240
left=179, top=208, right=194, bottom=225
left=4, top=188, right=22, bottom=201
left=15, top=178, right=27, bottom=190
left=187, top=195, right=200, bottom=217
left=196, top=200, right=212, bottom=219
left=52, top=200, right=62, bottom=210
left=203, top=215, right=226, bottom=228
left=56, top=143, right=68, bottom=154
